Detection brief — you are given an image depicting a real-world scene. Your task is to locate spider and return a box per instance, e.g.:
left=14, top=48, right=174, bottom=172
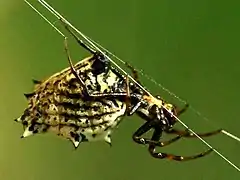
left=60, top=19, right=223, bottom=161
left=16, top=17, right=222, bottom=161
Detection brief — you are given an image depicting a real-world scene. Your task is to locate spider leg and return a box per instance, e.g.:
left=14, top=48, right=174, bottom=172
left=86, top=92, right=128, bottom=97
left=124, top=75, right=133, bottom=114
left=132, top=121, right=183, bottom=147
left=148, top=128, right=213, bottom=161
left=124, top=62, right=140, bottom=84
left=176, top=103, right=189, bottom=116
left=118, top=61, right=143, bottom=114
left=126, top=92, right=145, bottom=116
left=127, top=101, right=142, bottom=116
left=64, top=37, right=86, bottom=90
left=60, top=18, right=96, bottom=54
left=166, top=128, right=222, bottom=138
left=132, top=120, right=156, bottom=145
left=32, top=79, right=42, bottom=85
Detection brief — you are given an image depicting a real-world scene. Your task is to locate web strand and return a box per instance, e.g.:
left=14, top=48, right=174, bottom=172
left=24, top=0, right=240, bottom=172
left=24, top=0, right=65, bottom=38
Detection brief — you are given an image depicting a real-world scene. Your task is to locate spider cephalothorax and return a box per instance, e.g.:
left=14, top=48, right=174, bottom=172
left=135, top=94, right=177, bottom=128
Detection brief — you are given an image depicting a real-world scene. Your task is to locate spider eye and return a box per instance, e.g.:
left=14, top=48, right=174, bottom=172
left=155, top=95, right=161, bottom=100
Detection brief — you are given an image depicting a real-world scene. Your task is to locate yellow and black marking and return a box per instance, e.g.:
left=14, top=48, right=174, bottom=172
left=16, top=52, right=128, bottom=148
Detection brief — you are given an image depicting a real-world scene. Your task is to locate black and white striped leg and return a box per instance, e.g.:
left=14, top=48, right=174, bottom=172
left=132, top=121, right=182, bottom=147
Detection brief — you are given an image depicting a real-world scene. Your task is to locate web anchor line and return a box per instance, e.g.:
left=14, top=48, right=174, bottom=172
left=24, top=0, right=240, bottom=172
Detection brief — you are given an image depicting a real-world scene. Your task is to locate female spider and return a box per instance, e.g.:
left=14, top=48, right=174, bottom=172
left=60, top=19, right=223, bottom=161
left=16, top=18, right=222, bottom=162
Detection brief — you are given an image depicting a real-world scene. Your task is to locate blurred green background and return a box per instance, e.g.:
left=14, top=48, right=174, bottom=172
left=1, top=0, right=240, bottom=179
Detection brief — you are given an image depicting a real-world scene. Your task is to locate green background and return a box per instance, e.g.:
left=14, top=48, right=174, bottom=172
left=1, top=0, right=240, bottom=179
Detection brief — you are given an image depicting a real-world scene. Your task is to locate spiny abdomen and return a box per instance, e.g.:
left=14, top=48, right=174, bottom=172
left=16, top=73, right=126, bottom=148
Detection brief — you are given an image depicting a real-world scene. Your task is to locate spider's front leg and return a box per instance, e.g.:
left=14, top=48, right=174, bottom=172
left=148, top=127, right=213, bottom=161
left=61, top=18, right=96, bottom=54
left=132, top=120, right=182, bottom=147
left=64, top=37, right=86, bottom=90
left=175, top=103, right=189, bottom=116
left=124, top=62, right=141, bottom=84
left=168, top=104, right=222, bottom=138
